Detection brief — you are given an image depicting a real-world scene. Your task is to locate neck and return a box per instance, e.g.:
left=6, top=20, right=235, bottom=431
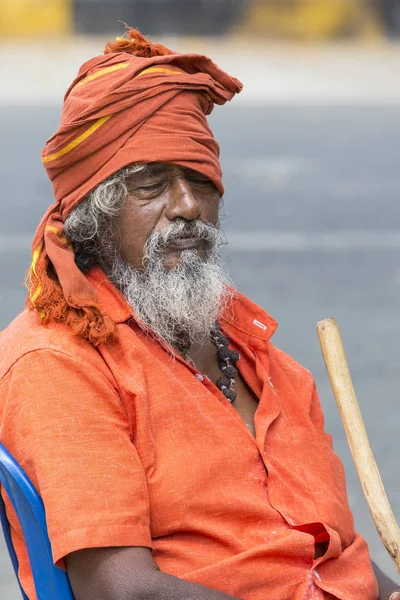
left=185, top=337, right=218, bottom=375
left=174, top=327, right=213, bottom=359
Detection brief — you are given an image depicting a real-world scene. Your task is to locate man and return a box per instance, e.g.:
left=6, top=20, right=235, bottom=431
left=0, top=29, right=398, bottom=600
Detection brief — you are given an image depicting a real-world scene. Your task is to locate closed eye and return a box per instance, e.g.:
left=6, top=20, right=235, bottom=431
left=189, top=177, right=215, bottom=188
left=137, top=182, right=166, bottom=192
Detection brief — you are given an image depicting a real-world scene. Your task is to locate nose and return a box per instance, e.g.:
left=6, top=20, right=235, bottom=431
left=165, top=177, right=201, bottom=222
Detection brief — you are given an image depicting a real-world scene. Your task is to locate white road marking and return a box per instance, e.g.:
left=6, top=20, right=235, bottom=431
left=3, top=231, right=400, bottom=254
left=2, top=43, right=400, bottom=106
left=227, top=230, right=400, bottom=251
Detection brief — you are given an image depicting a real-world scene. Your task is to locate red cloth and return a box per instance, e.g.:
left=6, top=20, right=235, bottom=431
left=27, top=30, right=242, bottom=346
left=0, top=268, right=378, bottom=600
left=293, top=522, right=330, bottom=544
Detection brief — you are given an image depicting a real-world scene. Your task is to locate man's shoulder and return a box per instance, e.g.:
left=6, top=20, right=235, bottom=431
left=229, top=290, right=314, bottom=385
left=269, top=343, right=314, bottom=384
left=0, top=309, right=98, bottom=381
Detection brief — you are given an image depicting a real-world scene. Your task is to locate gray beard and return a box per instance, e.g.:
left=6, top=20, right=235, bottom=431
left=104, top=220, right=234, bottom=351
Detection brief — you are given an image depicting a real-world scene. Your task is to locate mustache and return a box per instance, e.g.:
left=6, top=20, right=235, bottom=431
left=144, top=219, right=222, bottom=254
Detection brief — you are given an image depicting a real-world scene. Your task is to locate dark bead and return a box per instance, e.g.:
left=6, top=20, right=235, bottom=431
left=228, top=349, right=240, bottom=363
left=218, top=348, right=239, bottom=363
left=217, top=346, right=231, bottom=360
left=212, top=336, right=229, bottom=349
left=223, top=388, right=236, bottom=403
left=223, top=365, right=238, bottom=379
left=220, top=348, right=240, bottom=363
left=217, top=376, right=231, bottom=389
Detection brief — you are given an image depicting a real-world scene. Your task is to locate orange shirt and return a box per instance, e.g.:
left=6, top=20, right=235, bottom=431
left=0, top=267, right=378, bottom=600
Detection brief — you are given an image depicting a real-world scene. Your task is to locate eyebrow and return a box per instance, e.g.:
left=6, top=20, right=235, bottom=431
left=125, top=164, right=166, bottom=186
left=145, top=163, right=171, bottom=177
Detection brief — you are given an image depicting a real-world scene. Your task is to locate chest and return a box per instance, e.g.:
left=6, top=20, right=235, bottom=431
left=103, top=337, right=356, bottom=549
left=187, top=343, right=259, bottom=437
left=207, top=367, right=259, bottom=437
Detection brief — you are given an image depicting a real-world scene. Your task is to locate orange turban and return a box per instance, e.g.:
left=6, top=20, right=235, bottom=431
left=27, top=29, right=242, bottom=346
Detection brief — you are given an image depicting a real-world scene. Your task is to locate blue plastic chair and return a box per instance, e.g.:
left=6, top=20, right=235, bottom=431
left=0, top=442, right=74, bottom=599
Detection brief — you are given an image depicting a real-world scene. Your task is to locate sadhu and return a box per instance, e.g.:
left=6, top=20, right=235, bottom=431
left=0, top=28, right=398, bottom=600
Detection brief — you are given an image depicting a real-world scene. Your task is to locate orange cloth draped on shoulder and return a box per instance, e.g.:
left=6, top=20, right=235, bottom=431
left=28, top=29, right=242, bottom=346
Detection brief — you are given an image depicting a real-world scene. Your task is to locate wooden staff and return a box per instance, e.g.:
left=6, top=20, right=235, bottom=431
left=316, top=317, right=400, bottom=574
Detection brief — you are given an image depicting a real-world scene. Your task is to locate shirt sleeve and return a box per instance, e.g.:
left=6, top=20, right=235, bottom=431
left=0, top=347, right=152, bottom=567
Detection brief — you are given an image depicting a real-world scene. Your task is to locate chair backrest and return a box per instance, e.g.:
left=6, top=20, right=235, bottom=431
left=0, top=442, right=74, bottom=600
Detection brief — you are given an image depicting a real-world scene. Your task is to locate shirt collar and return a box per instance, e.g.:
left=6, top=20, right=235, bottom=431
left=221, top=287, right=278, bottom=345
left=87, top=267, right=278, bottom=342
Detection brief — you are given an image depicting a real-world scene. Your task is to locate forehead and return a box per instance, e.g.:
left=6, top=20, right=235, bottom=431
left=128, top=162, right=209, bottom=180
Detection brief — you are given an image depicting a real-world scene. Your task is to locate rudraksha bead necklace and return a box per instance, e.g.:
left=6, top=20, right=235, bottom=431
left=210, top=323, right=240, bottom=403
left=180, top=323, right=240, bottom=404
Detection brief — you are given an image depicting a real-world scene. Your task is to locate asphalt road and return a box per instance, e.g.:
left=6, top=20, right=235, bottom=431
left=1, top=101, right=399, bottom=597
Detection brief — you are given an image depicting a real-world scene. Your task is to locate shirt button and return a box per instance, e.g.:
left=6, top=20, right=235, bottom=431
left=195, top=373, right=204, bottom=382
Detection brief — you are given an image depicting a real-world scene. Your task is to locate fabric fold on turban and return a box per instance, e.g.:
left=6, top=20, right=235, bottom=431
left=27, top=29, right=242, bottom=346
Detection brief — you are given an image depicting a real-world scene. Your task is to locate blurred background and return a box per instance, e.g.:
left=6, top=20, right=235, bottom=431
left=1, top=0, right=400, bottom=598
left=2, top=0, right=400, bottom=39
